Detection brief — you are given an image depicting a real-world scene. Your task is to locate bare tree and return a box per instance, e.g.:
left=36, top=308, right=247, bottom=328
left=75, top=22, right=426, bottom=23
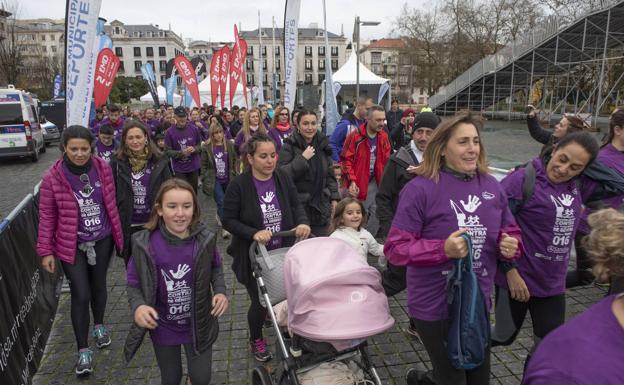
left=0, top=2, right=23, bottom=85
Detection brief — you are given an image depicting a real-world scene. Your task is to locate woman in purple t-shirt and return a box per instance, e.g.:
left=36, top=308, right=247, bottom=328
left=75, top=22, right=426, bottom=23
left=222, top=134, right=311, bottom=362
left=523, top=208, right=624, bottom=385
left=384, top=112, right=522, bottom=385
left=234, top=108, right=267, bottom=156
left=124, top=179, right=228, bottom=385
left=492, top=132, right=599, bottom=365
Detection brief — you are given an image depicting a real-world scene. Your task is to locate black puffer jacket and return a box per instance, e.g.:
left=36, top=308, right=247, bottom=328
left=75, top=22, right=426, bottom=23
left=278, top=131, right=340, bottom=227
left=123, top=224, right=225, bottom=364
left=111, top=154, right=172, bottom=259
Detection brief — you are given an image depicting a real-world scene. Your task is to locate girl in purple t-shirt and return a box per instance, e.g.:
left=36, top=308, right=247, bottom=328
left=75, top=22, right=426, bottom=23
left=492, top=132, right=600, bottom=366
left=124, top=179, right=228, bottom=385
left=384, top=112, right=522, bottom=385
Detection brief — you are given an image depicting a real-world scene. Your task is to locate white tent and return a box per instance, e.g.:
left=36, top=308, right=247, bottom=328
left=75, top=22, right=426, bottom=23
left=197, top=77, right=252, bottom=108
left=139, top=85, right=182, bottom=105
left=330, top=51, right=391, bottom=109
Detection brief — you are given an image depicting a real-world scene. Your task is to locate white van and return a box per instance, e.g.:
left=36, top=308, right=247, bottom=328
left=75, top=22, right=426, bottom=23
left=0, top=86, right=45, bottom=162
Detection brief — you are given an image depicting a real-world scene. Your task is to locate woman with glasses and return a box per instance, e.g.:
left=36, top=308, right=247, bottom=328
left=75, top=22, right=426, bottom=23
left=110, top=120, right=172, bottom=263
left=38, top=125, right=124, bottom=376
left=268, top=106, right=293, bottom=152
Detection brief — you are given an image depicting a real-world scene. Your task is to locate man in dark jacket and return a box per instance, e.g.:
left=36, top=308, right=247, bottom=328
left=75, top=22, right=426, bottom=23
left=377, top=112, right=441, bottom=301
left=386, top=99, right=403, bottom=143
left=229, top=108, right=246, bottom=138
left=330, top=97, right=372, bottom=161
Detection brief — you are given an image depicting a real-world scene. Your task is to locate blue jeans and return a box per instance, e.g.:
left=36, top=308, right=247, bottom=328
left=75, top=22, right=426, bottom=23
left=214, top=181, right=228, bottom=220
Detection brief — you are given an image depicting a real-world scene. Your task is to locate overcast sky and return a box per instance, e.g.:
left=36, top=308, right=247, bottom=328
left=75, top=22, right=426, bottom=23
left=19, top=0, right=417, bottom=43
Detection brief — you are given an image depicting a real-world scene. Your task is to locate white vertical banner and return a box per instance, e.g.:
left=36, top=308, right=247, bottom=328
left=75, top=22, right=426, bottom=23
left=323, top=0, right=340, bottom=135
left=257, top=11, right=265, bottom=105
left=283, top=0, right=301, bottom=110
left=65, top=0, right=102, bottom=127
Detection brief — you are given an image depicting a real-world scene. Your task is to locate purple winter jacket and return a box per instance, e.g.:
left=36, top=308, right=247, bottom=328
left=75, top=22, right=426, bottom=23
left=37, top=157, right=124, bottom=264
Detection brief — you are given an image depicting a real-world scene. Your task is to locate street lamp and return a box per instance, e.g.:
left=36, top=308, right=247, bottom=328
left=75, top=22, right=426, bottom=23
left=354, top=16, right=380, bottom=99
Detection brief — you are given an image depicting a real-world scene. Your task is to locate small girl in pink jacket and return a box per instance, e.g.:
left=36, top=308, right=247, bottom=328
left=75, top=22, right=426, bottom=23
left=38, top=125, right=123, bottom=377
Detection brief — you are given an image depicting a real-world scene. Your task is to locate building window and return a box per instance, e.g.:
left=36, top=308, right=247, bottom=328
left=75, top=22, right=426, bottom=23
left=318, top=59, right=325, bottom=70
left=159, top=47, right=166, bottom=56
left=264, top=74, right=268, bottom=84
left=147, top=60, right=155, bottom=69
left=159, top=60, right=167, bottom=71
left=115, top=47, right=123, bottom=57
left=247, top=73, right=255, bottom=85
left=115, top=26, right=120, bottom=35
left=261, top=46, right=266, bottom=56
left=134, top=31, right=141, bottom=37
left=399, top=75, right=408, bottom=86
left=246, top=59, right=254, bottom=71
left=277, top=73, right=281, bottom=82
left=134, top=61, right=142, bottom=71
left=119, top=61, right=125, bottom=71
left=305, top=46, right=312, bottom=56
left=318, top=46, right=325, bottom=56
left=318, top=74, right=325, bottom=84
left=305, top=59, right=312, bottom=70
left=41, top=45, right=47, bottom=52
left=263, top=60, right=267, bottom=70
left=304, top=73, right=312, bottom=84
left=134, top=47, right=141, bottom=57
left=51, top=46, right=57, bottom=53
left=41, top=34, right=46, bottom=41
left=276, top=59, right=281, bottom=70
left=160, top=75, right=165, bottom=85
left=146, top=47, right=154, bottom=57
left=331, top=46, right=338, bottom=56
left=247, top=46, right=254, bottom=56
left=274, top=46, right=280, bottom=56
left=420, top=88, right=424, bottom=95
left=371, top=52, right=382, bottom=64
left=331, top=59, right=338, bottom=70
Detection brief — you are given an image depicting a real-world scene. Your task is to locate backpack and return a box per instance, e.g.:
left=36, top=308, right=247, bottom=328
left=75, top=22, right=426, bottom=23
left=446, top=233, right=490, bottom=370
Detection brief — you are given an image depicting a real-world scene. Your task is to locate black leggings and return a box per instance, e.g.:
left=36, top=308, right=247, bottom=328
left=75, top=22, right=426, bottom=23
left=60, top=236, right=113, bottom=350
left=153, top=343, right=213, bottom=385
left=412, top=318, right=491, bottom=385
left=176, top=170, right=199, bottom=194
left=244, top=281, right=267, bottom=341
left=491, top=287, right=565, bottom=348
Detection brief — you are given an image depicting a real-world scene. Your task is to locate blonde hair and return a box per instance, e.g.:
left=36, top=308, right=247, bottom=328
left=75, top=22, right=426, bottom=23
left=208, top=122, right=226, bottom=153
left=583, top=208, right=624, bottom=279
left=414, top=110, right=489, bottom=182
left=242, top=107, right=266, bottom=139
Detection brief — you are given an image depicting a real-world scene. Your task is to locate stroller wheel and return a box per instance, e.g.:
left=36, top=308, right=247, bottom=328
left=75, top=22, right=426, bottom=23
left=252, top=366, right=274, bottom=385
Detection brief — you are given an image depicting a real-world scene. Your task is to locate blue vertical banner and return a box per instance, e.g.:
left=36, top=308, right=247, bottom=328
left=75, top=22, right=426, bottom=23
left=165, top=58, right=178, bottom=106
left=65, top=0, right=103, bottom=127
left=323, top=0, right=340, bottom=135
left=141, top=62, right=160, bottom=107
left=53, top=74, right=62, bottom=98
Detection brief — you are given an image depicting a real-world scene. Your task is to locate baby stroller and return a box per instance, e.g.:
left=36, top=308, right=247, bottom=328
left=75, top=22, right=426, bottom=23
left=250, top=231, right=394, bottom=385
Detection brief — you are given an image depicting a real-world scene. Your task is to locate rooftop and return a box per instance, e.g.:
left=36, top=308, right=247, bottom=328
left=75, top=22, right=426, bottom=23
left=367, top=38, right=407, bottom=49
left=240, top=27, right=343, bottom=40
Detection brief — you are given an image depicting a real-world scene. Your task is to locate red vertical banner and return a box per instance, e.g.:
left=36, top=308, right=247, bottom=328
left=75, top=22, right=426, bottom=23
left=174, top=56, right=201, bottom=108
left=218, top=46, right=230, bottom=108
left=209, top=52, right=221, bottom=106
left=229, top=25, right=245, bottom=108
left=93, top=48, right=120, bottom=108
left=239, top=39, right=249, bottom=108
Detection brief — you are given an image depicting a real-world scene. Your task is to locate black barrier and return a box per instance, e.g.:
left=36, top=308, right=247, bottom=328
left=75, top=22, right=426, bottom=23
left=0, top=192, right=63, bottom=384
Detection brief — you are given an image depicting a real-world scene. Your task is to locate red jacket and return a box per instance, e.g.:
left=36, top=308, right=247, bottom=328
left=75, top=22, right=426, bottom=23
left=340, top=123, right=391, bottom=200
left=37, top=157, right=123, bottom=264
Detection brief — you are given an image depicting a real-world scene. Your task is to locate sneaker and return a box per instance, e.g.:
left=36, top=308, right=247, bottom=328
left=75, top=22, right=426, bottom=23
left=406, top=320, right=423, bottom=344
left=92, top=324, right=111, bottom=348
left=75, top=349, right=93, bottom=375
left=406, top=368, right=435, bottom=385
left=251, top=338, right=273, bottom=362
left=222, top=229, right=231, bottom=239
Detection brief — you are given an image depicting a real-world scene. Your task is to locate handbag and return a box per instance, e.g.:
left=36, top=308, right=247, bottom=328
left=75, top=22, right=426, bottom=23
left=446, top=233, right=490, bottom=370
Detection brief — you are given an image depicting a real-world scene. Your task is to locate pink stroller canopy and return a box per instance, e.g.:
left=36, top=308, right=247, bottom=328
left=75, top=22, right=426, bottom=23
left=284, top=238, right=395, bottom=344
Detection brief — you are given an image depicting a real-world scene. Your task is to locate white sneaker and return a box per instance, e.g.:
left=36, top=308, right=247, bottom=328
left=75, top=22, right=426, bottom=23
left=222, top=229, right=231, bottom=239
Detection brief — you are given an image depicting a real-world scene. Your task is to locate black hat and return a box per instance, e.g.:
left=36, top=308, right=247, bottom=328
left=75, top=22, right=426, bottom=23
left=174, top=106, right=187, bottom=117
left=413, top=112, right=441, bottom=130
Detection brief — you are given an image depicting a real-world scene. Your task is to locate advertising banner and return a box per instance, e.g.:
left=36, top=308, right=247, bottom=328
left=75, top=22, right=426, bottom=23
left=93, top=48, right=120, bottom=108
left=52, top=74, right=62, bottom=98
left=141, top=62, right=160, bottom=107
left=165, top=58, right=178, bottom=106
left=218, top=46, right=230, bottom=108
left=209, top=52, right=221, bottom=106
left=174, top=56, right=201, bottom=108
left=283, top=0, right=301, bottom=110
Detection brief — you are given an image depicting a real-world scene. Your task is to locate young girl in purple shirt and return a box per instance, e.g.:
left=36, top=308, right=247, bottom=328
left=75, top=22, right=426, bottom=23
left=124, top=178, right=228, bottom=385
left=492, top=132, right=599, bottom=365
left=384, top=112, right=522, bottom=385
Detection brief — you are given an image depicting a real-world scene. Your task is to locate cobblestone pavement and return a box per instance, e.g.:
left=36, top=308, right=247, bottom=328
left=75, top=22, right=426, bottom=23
left=24, top=123, right=606, bottom=384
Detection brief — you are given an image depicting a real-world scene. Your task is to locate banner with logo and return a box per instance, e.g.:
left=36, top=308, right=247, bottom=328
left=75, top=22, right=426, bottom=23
left=52, top=74, right=62, bottom=98
left=378, top=81, right=390, bottom=104
left=165, top=58, right=178, bottom=106
left=174, top=56, right=201, bottom=108
left=184, top=57, right=207, bottom=108
left=229, top=25, right=245, bottom=109
left=240, top=39, right=249, bottom=108
left=219, top=46, right=230, bottom=108
left=283, top=0, right=301, bottom=111
left=65, top=0, right=103, bottom=127
left=209, top=52, right=221, bottom=106
left=322, top=0, right=340, bottom=135
left=93, top=48, right=120, bottom=108
left=257, top=12, right=265, bottom=106
left=0, top=194, right=63, bottom=385
left=140, top=62, right=160, bottom=107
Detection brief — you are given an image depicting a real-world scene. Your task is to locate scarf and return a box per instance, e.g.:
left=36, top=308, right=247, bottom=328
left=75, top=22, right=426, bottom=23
left=293, top=131, right=327, bottom=222
left=63, top=154, right=92, bottom=175
left=276, top=122, right=291, bottom=133
left=128, top=147, right=150, bottom=173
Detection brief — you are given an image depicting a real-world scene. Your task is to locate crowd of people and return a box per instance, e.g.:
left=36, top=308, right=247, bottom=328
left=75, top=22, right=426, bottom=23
left=34, top=98, right=624, bottom=385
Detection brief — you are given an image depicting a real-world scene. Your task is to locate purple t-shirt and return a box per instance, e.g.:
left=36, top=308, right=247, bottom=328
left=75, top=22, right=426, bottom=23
left=268, top=127, right=293, bottom=151
left=496, top=158, right=582, bottom=297
left=131, top=163, right=153, bottom=225
left=63, top=163, right=112, bottom=243
left=392, top=170, right=516, bottom=321
left=95, top=140, right=116, bottom=164
left=97, top=116, right=125, bottom=139
left=164, top=124, right=202, bottom=173
left=191, top=120, right=209, bottom=140
left=213, top=145, right=229, bottom=184
left=144, top=119, right=160, bottom=138
left=578, top=143, right=624, bottom=234
left=253, top=176, right=283, bottom=250
left=368, top=136, right=378, bottom=178
left=523, top=295, right=624, bottom=385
